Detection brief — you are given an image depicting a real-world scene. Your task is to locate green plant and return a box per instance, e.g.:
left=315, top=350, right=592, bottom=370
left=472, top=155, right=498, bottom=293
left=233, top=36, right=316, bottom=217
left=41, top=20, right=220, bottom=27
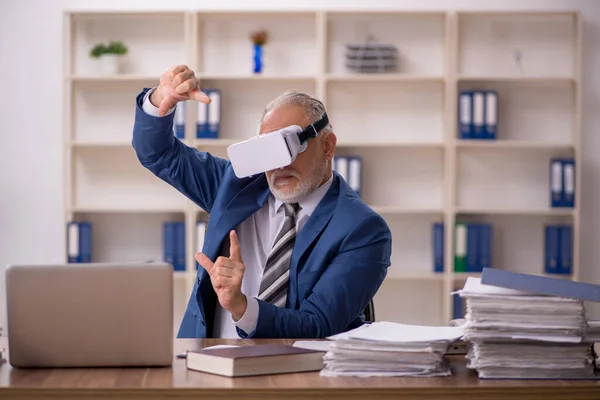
left=89, top=41, right=128, bottom=58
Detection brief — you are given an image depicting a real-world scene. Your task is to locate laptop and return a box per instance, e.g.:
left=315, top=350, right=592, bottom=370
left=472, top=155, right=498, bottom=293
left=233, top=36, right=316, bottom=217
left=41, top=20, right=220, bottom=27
left=6, top=262, right=174, bottom=368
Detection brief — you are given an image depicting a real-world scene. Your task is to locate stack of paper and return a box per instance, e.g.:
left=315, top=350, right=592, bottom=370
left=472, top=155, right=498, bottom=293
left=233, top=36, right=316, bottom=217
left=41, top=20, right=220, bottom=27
left=317, top=321, right=463, bottom=377
left=458, top=276, right=596, bottom=379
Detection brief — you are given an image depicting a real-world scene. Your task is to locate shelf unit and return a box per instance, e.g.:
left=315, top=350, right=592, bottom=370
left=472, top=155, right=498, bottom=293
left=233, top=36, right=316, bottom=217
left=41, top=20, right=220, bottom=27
left=63, top=9, right=581, bottom=331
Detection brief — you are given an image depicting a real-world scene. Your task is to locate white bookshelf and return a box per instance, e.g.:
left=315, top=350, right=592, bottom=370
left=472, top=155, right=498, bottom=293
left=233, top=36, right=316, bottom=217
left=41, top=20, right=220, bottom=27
left=63, top=9, right=581, bottom=331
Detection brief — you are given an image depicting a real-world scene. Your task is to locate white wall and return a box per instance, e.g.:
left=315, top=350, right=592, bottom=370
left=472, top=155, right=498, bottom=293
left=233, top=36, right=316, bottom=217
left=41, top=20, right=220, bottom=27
left=1, top=0, right=599, bottom=330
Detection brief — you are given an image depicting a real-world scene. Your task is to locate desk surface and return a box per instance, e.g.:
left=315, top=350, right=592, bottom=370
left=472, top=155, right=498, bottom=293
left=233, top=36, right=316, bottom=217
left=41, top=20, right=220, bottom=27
left=1, top=337, right=599, bottom=400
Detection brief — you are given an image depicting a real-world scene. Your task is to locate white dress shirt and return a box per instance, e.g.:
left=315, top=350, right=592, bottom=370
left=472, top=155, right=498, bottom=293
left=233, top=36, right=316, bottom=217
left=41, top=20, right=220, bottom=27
left=141, top=90, right=333, bottom=337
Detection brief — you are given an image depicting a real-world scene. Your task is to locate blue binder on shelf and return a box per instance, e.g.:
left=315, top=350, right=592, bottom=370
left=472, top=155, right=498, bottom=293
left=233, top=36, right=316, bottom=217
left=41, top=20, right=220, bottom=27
left=484, top=90, right=498, bottom=140
left=544, top=225, right=560, bottom=274
left=458, top=90, right=473, bottom=139
left=66, top=221, right=92, bottom=263
left=480, top=268, right=600, bottom=303
left=562, top=158, right=575, bottom=208
left=432, top=222, right=444, bottom=273
left=347, top=156, right=362, bottom=197
left=466, top=223, right=480, bottom=272
left=174, top=101, right=185, bottom=139
left=452, top=293, right=464, bottom=319
left=163, top=221, right=185, bottom=271
left=549, top=158, right=564, bottom=207
left=559, top=225, right=572, bottom=275
left=205, top=89, right=221, bottom=139
left=472, top=91, right=485, bottom=139
left=479, top=223, right=492, bottom=271
left=196, top=92, right=209, bottom=139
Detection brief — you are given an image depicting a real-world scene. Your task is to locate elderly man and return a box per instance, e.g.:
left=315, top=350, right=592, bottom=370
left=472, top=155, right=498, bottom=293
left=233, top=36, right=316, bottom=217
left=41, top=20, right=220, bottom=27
left=132, top=65, right=392, bottom=339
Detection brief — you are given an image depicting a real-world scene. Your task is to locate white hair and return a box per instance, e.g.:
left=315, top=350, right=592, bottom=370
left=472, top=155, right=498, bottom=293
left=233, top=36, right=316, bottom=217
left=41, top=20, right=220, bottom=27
left=260, top=90, right=332, bottom=134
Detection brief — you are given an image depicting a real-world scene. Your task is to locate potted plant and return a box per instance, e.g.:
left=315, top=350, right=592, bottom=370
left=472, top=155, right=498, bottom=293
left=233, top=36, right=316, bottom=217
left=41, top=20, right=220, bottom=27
left=90, top=40, right=128, bottom=75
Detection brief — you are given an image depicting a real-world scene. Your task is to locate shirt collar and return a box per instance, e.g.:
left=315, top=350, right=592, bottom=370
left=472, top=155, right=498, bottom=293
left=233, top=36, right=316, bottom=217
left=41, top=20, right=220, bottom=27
left=271, top=173, right=334, bottom=217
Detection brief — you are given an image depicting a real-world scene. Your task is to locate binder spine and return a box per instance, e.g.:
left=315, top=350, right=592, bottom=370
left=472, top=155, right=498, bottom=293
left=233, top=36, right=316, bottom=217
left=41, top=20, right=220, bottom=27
left=207, top=90, right=221, bottom=139
left=484, top=90, right=498, bottom=140
left=479, top=223, right=492, bottom=272
left=550, top=159, right=564, bottom=207
left=559, top=225, right=572, bottom=275
left=348, top=156, right=362, bottom=197
left=544, top=225, right=560, bottom=274
left=174, top=102, right=185, bottom=139
left=472, top=91, right=485, bottom=139
left=432, top=222, right=444, bottom=273
left=454, top=223, right=467, bottom=272
left=79, top=222, right=92, bottom=263
left=335, top=157, right=349, bottom=184
left=459, top=91, right=472, bottom=139
left=563, top=159, right=575, bottom=208
left=196, top=96, right=208, bottom=138
left=466, top=223, right=479, bottom=273
left=67, top=222, right=80, bottom=263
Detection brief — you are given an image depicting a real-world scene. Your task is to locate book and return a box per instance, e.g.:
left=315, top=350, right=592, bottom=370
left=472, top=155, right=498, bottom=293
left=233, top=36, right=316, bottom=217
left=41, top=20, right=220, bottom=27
left=432, top=222, right=444, bottom=273
left=186, top=344, right=324, bottom=377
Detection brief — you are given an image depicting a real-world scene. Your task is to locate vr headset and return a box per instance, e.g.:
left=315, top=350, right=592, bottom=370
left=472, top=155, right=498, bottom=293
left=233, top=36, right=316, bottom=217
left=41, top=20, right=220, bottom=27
left=227, top=113, right=329, bottom=178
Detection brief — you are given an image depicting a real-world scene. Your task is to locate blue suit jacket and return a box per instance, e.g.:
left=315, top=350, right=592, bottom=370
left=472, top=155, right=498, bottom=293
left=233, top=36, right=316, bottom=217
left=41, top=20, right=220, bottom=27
left=132, top=89, right=392, bottom=338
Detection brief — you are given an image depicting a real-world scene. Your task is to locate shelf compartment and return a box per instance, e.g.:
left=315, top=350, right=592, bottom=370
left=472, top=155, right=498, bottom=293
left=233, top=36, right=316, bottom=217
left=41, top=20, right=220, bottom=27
left=71, top=12, right=187, bottom=76
left=452, top=213, right=574, bottom=278
left=327, top=80, right=444, bottom=144
left=457, top=80, right=574, bottom=143
left=70, top=211, right=185, bottom=264
left=335, top=147, right=444, bottom=210
left=457, top=12, right=577, bottom=78
left=197, top=12, right=317, bottom=76
left=72, top=147, right=188, bottom=210
left=326, top=11, right=446, bottom=76
left=72, top=79, right=157, bottom=144
left=455, top=147, right=574, bottom=211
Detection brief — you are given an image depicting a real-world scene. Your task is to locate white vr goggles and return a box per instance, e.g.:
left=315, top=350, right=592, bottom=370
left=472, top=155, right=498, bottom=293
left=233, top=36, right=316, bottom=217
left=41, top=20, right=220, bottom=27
left=227, top=113, right=329, bottom=178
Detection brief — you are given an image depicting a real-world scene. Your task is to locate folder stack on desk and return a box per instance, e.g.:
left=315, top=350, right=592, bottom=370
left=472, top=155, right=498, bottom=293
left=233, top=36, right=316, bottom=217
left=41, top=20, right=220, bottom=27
left=318, top=321, right=463, bottom=377
left=457, top=271, right=597, bottom=379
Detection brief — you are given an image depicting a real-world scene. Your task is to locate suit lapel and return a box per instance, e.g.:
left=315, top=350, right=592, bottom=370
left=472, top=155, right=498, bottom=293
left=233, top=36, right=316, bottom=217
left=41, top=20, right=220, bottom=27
left=288, top=174, right=339, bottom=306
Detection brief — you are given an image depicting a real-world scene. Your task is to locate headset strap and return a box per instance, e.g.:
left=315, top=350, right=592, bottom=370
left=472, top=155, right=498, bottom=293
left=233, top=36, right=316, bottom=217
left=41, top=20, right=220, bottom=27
left=298, top=113, right=329, bottom=143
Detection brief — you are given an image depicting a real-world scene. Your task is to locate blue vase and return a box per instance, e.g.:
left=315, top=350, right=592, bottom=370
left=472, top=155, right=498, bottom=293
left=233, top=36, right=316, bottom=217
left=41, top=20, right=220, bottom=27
left=253, top=44, right=263, bottom=74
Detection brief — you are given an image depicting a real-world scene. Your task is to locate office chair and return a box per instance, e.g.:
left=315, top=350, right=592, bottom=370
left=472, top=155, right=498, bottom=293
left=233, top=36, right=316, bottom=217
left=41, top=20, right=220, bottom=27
left=203, top=215, right=377, bottom=323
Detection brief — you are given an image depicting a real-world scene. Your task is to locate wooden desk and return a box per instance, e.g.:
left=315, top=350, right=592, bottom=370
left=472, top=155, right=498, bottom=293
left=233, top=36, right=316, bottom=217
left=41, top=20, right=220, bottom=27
left=1, top=337, right=599, bottom=400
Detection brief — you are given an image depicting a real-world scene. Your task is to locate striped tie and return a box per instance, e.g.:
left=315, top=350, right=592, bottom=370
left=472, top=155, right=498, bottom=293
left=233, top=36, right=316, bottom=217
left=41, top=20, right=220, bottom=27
left=257, top=202, right=300, bottom=307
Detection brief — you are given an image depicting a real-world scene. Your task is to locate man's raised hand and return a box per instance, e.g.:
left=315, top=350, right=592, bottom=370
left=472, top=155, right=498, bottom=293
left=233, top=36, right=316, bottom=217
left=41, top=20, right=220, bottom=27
left=150, top=65, right=211, bottom=116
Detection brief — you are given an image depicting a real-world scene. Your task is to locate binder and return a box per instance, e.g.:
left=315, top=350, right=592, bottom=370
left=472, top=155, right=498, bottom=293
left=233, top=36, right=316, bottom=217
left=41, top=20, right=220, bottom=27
left=335, top=157, right=349, bottom=183
left=196, top=221, right=207, bottom=270
left=459, top=90, right=473, bottom=139
left=452, top=293, right=464, bottom=319
left=484, top=90, right=498, bottom=140
left=207, top=90, right=221, bottom=139
left=466, top=223, right=479, bottom=272
left=348, top=156, right=362, bottom=197
left=544, top=225, right=560, bottom=274
left=549, top=159, right=563, bottom=207
left=67, top=222, right=80, bottom=263
left=163, top=222, right=176, bottom=269
left=558, top=225, right=572, bottom=275
left=66, top=222, right=91, bottom=263
left=479, top=223, right=492, bottom=271
left=454, top=223, right=467, bottom=272
left=481, top=267, right=600, bottom=303
left=175, top=222, right=186, bottom=272
left=196, top=95, right=209, bottom=138
left=562, top=159, right=575, bottom=208
left=432, top=222, right=444, bottom=273
left=472, top=91, right=485, bottom=139
left=174, top=101, right=185, bottom=139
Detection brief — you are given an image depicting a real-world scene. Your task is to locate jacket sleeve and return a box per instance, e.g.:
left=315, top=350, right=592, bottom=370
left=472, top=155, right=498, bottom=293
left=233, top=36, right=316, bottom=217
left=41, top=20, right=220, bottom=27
left=131, top=88, right=230, bottom=213
left=239, top=212, right=392, bottom=338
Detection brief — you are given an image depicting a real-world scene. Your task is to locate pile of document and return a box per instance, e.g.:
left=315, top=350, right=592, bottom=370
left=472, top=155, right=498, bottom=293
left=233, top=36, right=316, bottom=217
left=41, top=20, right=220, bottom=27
left=315, top=321, right=463, bottom=377
left=458, top=276, right=596, bottom=379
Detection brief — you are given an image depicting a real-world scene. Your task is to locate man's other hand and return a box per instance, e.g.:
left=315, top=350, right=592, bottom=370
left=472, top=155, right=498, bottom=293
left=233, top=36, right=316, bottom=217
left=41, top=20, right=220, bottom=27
left=195, top=230, right=247, bottom=320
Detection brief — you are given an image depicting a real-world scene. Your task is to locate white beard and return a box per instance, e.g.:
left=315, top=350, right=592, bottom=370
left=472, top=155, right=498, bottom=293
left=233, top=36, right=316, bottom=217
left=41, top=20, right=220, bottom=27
left=267, top=157, right=329, bottom=204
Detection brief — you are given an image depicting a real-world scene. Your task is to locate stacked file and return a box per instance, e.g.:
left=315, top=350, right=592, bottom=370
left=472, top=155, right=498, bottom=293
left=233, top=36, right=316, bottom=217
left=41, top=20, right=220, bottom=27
left=458, top=275, right=596, bottom=379
left=318, top=321, right=463, bottom=377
